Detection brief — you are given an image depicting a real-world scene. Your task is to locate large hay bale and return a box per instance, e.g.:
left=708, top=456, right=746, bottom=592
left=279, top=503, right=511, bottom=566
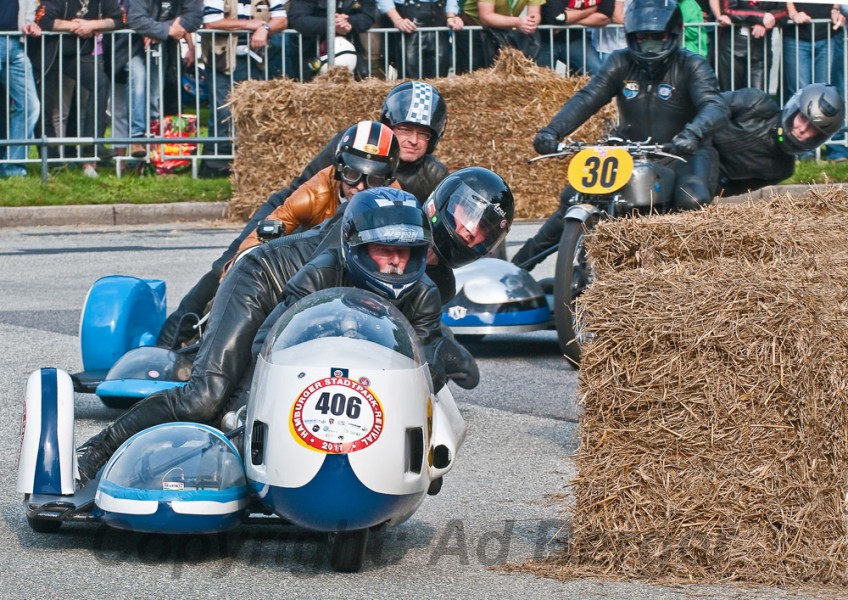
left=539, top=187, right=848, bottom=585
left=227, top=48, right=616, bottom=221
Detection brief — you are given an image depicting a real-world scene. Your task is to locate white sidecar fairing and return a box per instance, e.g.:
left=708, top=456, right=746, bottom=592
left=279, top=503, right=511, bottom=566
left=93, top=423, right=249, bottom=534
left=245, top=288, right=461, bottom=531
left=442, top=258, right=553, bottom=335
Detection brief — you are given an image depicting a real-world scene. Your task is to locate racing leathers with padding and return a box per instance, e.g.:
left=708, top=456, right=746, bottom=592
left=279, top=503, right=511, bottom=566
left=77, top=219, right=471, bottom=483
left=712, top=88, right=795, bottom=198
left=512, top=48, right=729, bottom=271
left=157, top=131, right=448, bottom=347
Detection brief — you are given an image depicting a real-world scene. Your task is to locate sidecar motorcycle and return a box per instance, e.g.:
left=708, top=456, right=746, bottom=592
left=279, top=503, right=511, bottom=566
left=18, top=288, right=466, bottom=572
left=442, top=140, right=682, bottom=365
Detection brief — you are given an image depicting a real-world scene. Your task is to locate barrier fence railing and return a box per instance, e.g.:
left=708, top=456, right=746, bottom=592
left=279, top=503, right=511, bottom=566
left=1, top=20, right=846, bottom=179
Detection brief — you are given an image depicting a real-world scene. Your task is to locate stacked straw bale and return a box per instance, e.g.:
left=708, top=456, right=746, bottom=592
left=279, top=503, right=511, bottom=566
left=536, top=188, right=848, bottom=584
left=226, top=48, right=616, bottom=221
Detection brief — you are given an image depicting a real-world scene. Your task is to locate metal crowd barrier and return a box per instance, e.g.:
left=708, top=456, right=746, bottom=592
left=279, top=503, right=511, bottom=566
left=0, top=20, right=846, bottom=179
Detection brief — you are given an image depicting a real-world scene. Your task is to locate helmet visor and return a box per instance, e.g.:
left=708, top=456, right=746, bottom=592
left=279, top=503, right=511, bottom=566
left=782, top=110, right=832, bottom=153
left=444, top=181, right=510, bottom=257
left=634, top=31, right=669, bottom=55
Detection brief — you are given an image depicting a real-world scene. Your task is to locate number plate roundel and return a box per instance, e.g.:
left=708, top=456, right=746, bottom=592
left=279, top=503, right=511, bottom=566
left=567, top=147, right=634, bottom=195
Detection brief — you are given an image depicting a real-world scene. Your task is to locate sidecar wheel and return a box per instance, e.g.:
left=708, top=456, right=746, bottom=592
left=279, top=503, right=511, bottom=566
left=554, top=218, right=596, bottom=367
left=100, top=396, right=140, bottom=410
left=27, top=515, right=62, bottom=533
left=329, top=529, right=369, bottom=573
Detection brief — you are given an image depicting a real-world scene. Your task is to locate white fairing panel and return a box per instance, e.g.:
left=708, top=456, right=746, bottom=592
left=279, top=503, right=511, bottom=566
left=17, top=369, right=76, bottom=495
left=429, top=386, right=468, bottom=480
left=247, top=337, right=431, bottom=495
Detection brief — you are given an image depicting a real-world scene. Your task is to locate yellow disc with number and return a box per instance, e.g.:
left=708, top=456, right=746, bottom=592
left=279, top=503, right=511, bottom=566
left=567, top=147, right=635, bottom=195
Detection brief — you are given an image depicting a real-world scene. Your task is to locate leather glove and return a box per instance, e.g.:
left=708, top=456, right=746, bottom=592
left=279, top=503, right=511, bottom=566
left=431, top=328, right=480, bottom=390
left=661, top=131, right=699, bottom=156
left=533, top=128, right=560, bottom=155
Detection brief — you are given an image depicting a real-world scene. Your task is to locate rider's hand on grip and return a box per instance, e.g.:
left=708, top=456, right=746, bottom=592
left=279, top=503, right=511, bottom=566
left=533, top=128, right=560, bottom=155
left=661, top=131, right=698, bottom=156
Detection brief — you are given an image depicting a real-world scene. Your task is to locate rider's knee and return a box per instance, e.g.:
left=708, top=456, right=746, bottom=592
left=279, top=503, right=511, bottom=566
left=175, top=374, right=232, bottom=424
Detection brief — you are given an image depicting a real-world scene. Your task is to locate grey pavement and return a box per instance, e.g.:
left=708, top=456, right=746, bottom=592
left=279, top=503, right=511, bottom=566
left=0, top=210, right=841, bottom=599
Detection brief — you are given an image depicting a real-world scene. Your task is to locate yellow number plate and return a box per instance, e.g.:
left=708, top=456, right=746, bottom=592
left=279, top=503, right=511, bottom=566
left=567, top=147, right=634, bottom=195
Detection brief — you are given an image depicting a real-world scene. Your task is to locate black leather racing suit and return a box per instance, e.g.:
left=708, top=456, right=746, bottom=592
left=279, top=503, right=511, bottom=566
left=77, top=216, right=467, bottom=482
left=157, top=131, right=449, bottom=346
left=712, top=88, right=795, bottom=197
left=512, top=47, right=730, bottom=271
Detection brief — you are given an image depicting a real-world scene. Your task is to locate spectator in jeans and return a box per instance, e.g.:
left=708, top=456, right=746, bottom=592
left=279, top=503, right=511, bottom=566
left=288, top=0, right=377, bottom=80
left=118, top=0, right=202, bottom=161
left=200, top=0, right=288, bottom=177
left=378, top=0, right=462, bottom=78
left=30, top=0, right=123, bottom=169
left=536, top=0, right=611, bottom=76
left=712, top=0, right=786, bottom=92
left=0, top=0, right=41, bottom=178
left=829, top=6, right=848, bottom=161
left=461, top=0, right=543, bottom=67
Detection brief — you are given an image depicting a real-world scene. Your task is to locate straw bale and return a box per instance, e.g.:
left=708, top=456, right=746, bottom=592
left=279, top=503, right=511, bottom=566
left=532, top=187, right=848, bottom=585
left=226, top=48, right=616, bottom=221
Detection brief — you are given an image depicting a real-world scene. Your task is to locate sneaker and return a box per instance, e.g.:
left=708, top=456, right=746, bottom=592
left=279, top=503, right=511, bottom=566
left=82, top=163, right=98, bottom=178
left=130, top=143, right=148, bottom=159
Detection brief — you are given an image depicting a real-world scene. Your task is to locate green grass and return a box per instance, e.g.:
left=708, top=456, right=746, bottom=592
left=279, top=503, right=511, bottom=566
left=787, top=158, right=848, bottom=185
left=0, top=165, right=231, bottom=207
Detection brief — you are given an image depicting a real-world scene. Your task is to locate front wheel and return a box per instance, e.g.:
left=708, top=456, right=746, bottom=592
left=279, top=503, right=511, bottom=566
left=553, top=218, right=597, bottom=366
left=27, top=515, right=62, bottom=533
left=329, top=529, right=369, bottom=572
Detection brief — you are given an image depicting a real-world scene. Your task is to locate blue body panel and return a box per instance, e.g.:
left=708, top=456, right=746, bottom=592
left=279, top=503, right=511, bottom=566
left=442, top=306, right=552, bottom=328
left=33, top=369, right=62, bottom=495
left=253, top=454, right=424, bottom=531
left=94, top=501, right=245, bottom=534
left=96, top=379, right=186, bottom=399
left=80, top=276, right=166, bottom=372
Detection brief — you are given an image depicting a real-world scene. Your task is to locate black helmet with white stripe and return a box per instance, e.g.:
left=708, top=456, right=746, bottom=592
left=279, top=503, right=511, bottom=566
left=380, top=81, right=447, bottom=154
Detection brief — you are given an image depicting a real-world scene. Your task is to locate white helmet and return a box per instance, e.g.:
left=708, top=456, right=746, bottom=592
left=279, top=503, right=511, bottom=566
left=309, top=38, right=358, bottom=75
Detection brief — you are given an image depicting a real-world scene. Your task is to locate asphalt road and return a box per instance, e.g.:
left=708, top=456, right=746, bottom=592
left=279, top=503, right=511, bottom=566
left=0, top=221, right=832, bottom=599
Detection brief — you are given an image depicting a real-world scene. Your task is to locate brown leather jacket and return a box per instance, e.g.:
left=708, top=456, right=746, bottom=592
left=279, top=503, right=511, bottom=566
left=236, top=165, right=401, bottom=255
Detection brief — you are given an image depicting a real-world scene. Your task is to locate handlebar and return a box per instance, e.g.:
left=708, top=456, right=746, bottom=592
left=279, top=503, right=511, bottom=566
left=527, top=137, right=687, bottom=163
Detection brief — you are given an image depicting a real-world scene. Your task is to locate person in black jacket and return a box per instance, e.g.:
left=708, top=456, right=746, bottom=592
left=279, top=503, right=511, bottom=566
left=288, top=0, right=376, bottom=79
left=513, top=0, right=729, bottom=272
left=714, top=83, right=845, bottom=197
left=30, top=0, right=124, bottom=164
left=76, top=172, right=515, bottom=485
left=157, top=80, right=451, bottom=347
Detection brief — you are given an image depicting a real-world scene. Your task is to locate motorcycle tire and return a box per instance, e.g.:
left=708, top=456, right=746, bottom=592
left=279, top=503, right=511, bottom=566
left=329, top=528, right=369, bottom=572
left=27, top=515, right=62, bottom=533
left=553, top=218, right=597, bottom=366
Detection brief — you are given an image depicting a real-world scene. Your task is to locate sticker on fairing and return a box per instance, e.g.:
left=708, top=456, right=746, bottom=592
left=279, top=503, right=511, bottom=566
left=289, top=377, right=384, bottom=454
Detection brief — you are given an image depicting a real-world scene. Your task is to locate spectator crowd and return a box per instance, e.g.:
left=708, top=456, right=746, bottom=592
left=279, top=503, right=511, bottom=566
left=2, top=0, right=848, bottom=179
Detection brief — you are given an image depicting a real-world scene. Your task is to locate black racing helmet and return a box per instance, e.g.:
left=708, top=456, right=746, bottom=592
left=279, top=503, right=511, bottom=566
left=341, top=187, right=432, bottom=301
left=334, top=121, right=400, bottom=187
left=380, top=81, right=448, bottom=154
left=777, top=83, right=846, bottom=155
left=423, top=167, right=515, bottom=269
left=624, top=0, right=683, bottom=76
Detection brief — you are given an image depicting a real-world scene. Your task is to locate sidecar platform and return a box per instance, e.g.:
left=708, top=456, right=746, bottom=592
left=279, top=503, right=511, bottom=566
left=24, top=473, right=101, bottom=525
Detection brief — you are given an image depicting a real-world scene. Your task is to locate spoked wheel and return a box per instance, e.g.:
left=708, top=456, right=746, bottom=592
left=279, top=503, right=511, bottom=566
left=329, top=529, right=369, bottom=573
left=553, top=218, right=597, bottom=366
